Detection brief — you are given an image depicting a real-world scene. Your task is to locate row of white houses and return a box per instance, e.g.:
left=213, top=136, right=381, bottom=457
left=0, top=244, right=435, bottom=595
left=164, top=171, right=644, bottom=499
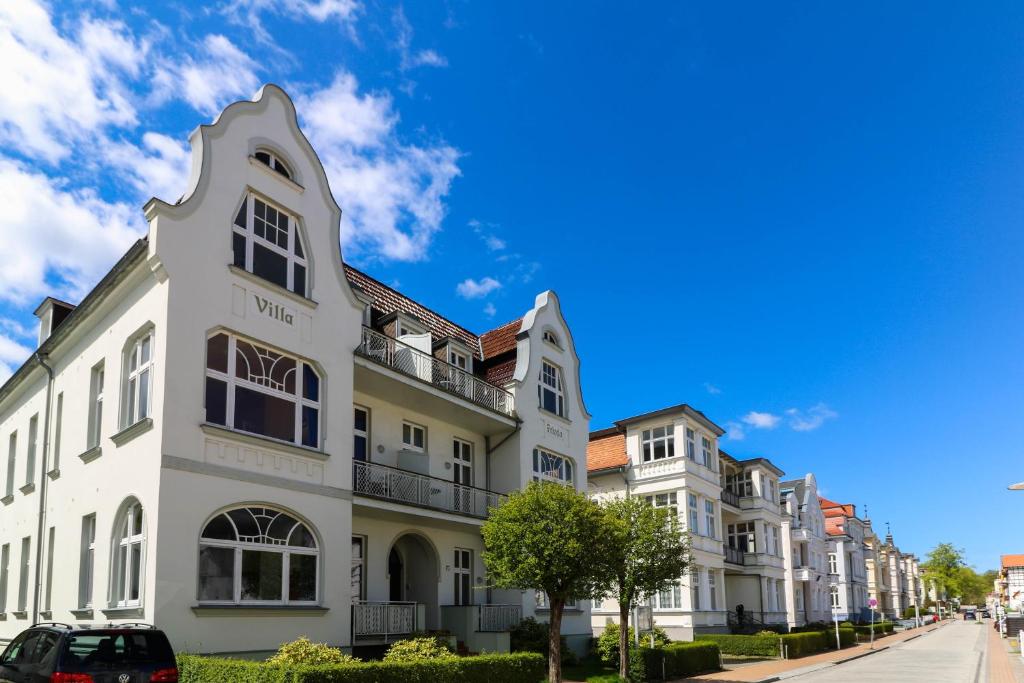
left=587, top=408, right=927, bottom=639
left=0, top=84, right=926, bottom=655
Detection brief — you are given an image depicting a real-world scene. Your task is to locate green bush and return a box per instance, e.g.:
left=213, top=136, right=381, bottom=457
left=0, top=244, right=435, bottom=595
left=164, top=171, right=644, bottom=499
left=508, top=616, right=574, bottom=664
left=819, top=627, right=855, bottom=648
left=382, top=636, right=455, bottom=662
left=902, top=607, right=921, bottom=620
left=267, top=637, right=359, bottom=667
left=779, top=632, right=828, bottom=658
left=177, top=652, right=546, bottom=683
left=695, top=633, right=781, bottom=658
left=635, top=642, right=720, bottom=680
left=597, top=622, right=670, bottom=667
left=853, top=621, right=894, bottom=636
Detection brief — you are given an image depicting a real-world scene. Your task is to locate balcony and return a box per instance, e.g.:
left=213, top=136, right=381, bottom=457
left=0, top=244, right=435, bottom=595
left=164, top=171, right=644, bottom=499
left=793, top=566, right=814, bottom=582
left=353, top=460, right=506, bottom=519
left=721, top=489, right=741, bottom=508
left=353, top=601, right=424, bottom=640
left=724, top=544, right=746, bottom=565
left=356, top=327, right=515, bottom=419
left=791, top=527, right=812, bottom=543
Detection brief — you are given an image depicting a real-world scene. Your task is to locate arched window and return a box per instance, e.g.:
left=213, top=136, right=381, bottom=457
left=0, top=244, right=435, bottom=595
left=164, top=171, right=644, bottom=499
left=205, top=332, right=321, bottom=448
left=254, top=149, right=292, bottom=180
left=542, top=329, right=561, bottom=347
left=112, top=499, right=145, bottom=607
left=232, top=193, right=308, bottom=297
left=198, top=506, right=318, bottom=604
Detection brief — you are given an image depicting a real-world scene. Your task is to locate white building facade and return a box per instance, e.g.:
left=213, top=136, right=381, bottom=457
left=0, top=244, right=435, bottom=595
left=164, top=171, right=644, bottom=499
left=587, top=404, right=729, bottom=641
left=0, top=85, right=593, bottom=655
left=820, top=498, right=869, bottom=622
left=780, top=475, right=830, bottom=627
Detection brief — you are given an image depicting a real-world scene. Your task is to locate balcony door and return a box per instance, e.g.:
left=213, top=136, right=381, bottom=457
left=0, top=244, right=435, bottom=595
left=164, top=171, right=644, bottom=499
left=453, top=439, right=473, bottom=513
left=388, top=548, right=404, bottom=601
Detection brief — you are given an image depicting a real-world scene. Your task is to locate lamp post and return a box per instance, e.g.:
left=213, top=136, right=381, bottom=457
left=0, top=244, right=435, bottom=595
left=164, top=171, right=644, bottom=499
left=830, top=583, right=841, bottom=649
left=1008, top=482, right=1024, bottom=490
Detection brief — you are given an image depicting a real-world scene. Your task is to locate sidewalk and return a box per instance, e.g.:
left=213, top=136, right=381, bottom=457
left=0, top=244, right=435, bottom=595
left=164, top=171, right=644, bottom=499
left=988, top=624, right=1024, bottom=683
left=680, top=624, right=946, bottom=683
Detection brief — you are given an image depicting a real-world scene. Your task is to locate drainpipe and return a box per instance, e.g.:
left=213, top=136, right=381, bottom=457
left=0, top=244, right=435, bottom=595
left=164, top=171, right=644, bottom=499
left=31, top=352, right=54, bottom=625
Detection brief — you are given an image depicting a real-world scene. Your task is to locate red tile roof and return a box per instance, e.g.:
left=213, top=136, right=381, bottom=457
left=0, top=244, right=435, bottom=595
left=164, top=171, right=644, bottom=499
left=345, top=264, right=481, bottom=356
left=825, top=516, right=845, bottom=536
left=819, top=496, right=857, bottom=519
left=483, top=357, right=516, bottom=386
left=479, top=318, right=522, bottom=359
left=1002, top=554, right=1024, bottom=569
left=587, top=432, right=627, bottom=472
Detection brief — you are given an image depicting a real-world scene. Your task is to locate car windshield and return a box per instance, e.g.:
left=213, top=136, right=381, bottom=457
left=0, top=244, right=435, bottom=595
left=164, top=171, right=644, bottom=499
left=59, top=632, right=174, bottom=671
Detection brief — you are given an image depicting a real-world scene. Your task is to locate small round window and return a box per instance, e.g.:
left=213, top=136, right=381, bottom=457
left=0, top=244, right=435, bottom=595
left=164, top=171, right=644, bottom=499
left=254, top=149, right=292, bottom=180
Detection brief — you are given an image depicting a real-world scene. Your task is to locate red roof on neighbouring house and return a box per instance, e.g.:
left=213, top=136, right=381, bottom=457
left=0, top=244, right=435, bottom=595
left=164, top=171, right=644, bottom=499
left=1002, top=554, right=1024, bottom=569
left=479, top=318, right=522, bottom=359
left=587, top=431, right=627, bottom=472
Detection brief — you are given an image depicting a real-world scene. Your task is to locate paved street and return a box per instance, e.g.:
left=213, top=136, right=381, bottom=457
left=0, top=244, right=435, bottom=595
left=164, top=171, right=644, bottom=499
left=791, top=620, right=986, bottom=683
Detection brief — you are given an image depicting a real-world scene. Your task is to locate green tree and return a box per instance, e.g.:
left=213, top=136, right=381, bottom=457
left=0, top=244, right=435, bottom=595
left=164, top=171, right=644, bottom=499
left=481, top=482, right=610, bottom=683
left=597, top=496, right=690, bottom=679
left=922, top=542, right=968, bottom=600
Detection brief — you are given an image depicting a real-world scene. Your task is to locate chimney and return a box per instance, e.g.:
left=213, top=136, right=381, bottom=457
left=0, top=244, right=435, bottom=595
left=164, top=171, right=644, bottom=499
left=34, top=297, right=76, bottom=346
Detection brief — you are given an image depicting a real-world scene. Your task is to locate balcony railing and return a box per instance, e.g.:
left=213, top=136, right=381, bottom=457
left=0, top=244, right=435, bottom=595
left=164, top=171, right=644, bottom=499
left=357, top=326, right=515, bottom=417
left=354, top=460, right=506, bottom=519
left=721, top=489, right=741, bottom=507
left=353, top=601, right=416, bottom=639
left=724, top=544, right=746, bottom=565
left=479, top=604, right=523, bottom=632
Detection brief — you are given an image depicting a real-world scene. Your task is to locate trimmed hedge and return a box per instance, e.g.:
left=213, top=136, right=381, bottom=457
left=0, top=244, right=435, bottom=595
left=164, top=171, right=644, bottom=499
left=854, top=622, right=894, bottom=636
left=779, top=632, right=828, bottom=658
left=695, top=633, right=781, bottom=658
left=633, top=642, right=720, bottom=680
left=176, top=652, right=546, bottom=683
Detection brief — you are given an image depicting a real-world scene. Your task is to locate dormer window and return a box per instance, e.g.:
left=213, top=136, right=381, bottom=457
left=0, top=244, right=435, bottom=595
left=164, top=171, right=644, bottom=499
left=254, top=149, right=292, bottom=180
left=232, top=194, right=308, bottom=297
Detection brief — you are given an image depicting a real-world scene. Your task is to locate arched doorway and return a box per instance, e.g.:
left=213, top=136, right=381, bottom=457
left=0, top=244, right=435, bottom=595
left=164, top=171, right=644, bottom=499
left=388, top=533, right=440, bottom=629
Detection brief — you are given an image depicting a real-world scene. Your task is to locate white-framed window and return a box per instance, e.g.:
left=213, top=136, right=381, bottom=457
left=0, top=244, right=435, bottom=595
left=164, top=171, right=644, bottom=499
left=448, top=347, right=469, bottom=370
left=830, top=584, right=840, bottom=609
left=79, top=514, right=96, bottom=608
left=25, top=414, right=37, bottom=486
left=704, top=499, right=716, bottom=539
left=454, top=548, right=472, bottom=606
left=43, top=526, right=54, bottom=611
left=123, top=331, right=154, bottom=428
left=690, top=568, right=702, bottom=610
left=829, top=553, right=838, bottom=574
left=353, top=406, right=369, bottom=462
left=5, top=431, right=16, bottom=498
left=775, top=580, right=785, bottom=613
left=88, top=364, right=104, bottom=449
left=687, top=493, right=700, bottom=534
left=641, top=425, right=675, bottom=462
left=402, top=421, right=426, bottom=452
left=52, top=392, right=63, bottom=472
left=17, top=536, right=29, bottom=612
left=542, top=329, right=561, bottom=347
left=351, top=536, right=365, bottom=602
left=535, top=592, right=577, bottom=610
left=685, top=428, right=696, bottom=460
left=795, top=585, right=804, bottom=612
left=728, top=522, right=756, bottom=552
left=708, top=569, right=718, bottom=610
left=651, top=578, right=683, bottom=610
left=198, top=506, right=319, bottom=605
left=700, top=435, right=713, bottom=467
left=768, top=478, right=776, bottom=502
left=645, top=492, right=678, bottom=517
left=254, top=149, right=293, bottom=180
left=726, top=470, right=753, bottom=497
left=232, top=193, right=308, bottom=297
left=0, top=543, right=7, bottom=612
left=112, top=500, right=145, bottom=607
left=532, top=448, right=574, bottom=485
left=205, top=332, right=321, bottom=448
left=538, top=361, right=565, bottom=417
left=396, top=318, right=425, bottom=338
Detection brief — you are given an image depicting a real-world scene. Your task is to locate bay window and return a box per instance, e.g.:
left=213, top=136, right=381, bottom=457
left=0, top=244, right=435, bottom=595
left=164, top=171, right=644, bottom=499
left=645, top=491, right=678, bottom=517
left=704, top=499, right=716, bottom=539
left=232, top=194, right=308, bottom=297
left=205, top=333, right=321, bottom=448
left=641, top=425, right=675, bottom=462
left=687, top=493, right=699, bottom=534
left=685, top=428, right=696, bottom=460
left=199, top=506, right=319, bottom=604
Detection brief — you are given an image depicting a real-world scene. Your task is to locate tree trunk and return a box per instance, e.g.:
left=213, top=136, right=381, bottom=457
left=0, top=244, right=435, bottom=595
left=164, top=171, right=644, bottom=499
left=619, top=597, right=631, bottom=679
left=549, top=598, right=564, bottom=683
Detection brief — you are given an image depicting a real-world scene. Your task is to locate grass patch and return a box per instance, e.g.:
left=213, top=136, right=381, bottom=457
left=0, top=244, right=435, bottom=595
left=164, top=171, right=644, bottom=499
left=563, top=657, right=625, bottom=682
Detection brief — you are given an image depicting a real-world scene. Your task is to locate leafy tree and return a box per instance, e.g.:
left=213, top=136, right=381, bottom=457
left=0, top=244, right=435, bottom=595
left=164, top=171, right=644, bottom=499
left=922, top=542, right=967, bottom=600
left=596, top=496, right=690, bottom=679
left=481, top=482, right=610, bottom=683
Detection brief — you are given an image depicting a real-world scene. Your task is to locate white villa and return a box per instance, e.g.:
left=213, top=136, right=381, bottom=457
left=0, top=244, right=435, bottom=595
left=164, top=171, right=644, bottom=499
left=779, top=475, right=831, bottom=627
left=0, top=85, right=593, bottom=656
left=819, top=497, right=869, bottom=621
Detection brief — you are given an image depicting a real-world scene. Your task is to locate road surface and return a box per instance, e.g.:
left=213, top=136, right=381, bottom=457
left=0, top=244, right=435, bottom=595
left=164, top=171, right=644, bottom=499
left=793, top=620, right=987, bottom=682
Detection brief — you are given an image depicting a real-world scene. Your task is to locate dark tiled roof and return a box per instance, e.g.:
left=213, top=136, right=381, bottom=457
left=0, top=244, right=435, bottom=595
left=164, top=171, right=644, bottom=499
left=483, top=357, right=516, bottom=385
left=479, top=318, right=522, bottom=359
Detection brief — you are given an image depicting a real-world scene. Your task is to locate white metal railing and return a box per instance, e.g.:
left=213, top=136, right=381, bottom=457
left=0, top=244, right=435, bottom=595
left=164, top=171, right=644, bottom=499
left=357, top=327, right=515, bottom=417
left=479, top=604, right=522, bottom=632
left=353, top=460, right=506, bottom=518
left=353, top=601, right=416, bottom=639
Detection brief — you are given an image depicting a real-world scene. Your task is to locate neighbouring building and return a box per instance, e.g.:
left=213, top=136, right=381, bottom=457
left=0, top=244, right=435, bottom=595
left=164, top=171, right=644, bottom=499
left=587, top=404, right=729, bottom=641
left=819, top=497, right=869, bottom=621
left=999, top=555, right=1024, bottom=613
left=780, top=475, right=830, bottom=627
left=864, top=522, right=891, bottom=617
left=0, top=85, right=594, bottom=655
left=719, top=452, right=787, bottom=630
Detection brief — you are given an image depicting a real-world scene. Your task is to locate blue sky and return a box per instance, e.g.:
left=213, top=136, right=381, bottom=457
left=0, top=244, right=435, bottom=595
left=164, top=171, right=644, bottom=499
left=1, top=1, right=1022, bottom=570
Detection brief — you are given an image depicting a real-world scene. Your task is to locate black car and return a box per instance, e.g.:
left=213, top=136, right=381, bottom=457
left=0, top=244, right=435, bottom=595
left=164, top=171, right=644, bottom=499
left=0, top=623, right=177, bottom=682
left=964, top=610, right=976, bottom=620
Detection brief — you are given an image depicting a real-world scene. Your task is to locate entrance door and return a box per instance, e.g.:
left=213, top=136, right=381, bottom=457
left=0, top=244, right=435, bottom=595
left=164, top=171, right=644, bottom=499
left=388, top=548, right=403, bottom=601
left=453, top=439, right=472, bottom=512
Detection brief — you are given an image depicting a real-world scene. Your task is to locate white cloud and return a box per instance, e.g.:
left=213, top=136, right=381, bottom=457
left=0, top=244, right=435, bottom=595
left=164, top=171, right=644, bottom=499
left=0, top=159, right=143, bottom=306
left=220, top=0, right=360, bottom=44
left=297, top=71, right=460, bottom=261
left=0, top=2, right=144, bottom=162
left=786, top=403, right=838, bottom=432
left=456, top=277, right=501, bottom=299
left=0, top=332, right=32, bottom=383
left=742, top=411, right=781, bottom=429
left=393, top=6, right=447, bottom=71
left=724, top=421, right=746, bottom=441
left=483, top=302, right=496, bottom=317
left=469, top=219, right=506, bottom=251
left=105, top=132, right=191, bottom=201
left=153, top=34, right=260, bottom=116
left=704, top=382, right=721, bottom=395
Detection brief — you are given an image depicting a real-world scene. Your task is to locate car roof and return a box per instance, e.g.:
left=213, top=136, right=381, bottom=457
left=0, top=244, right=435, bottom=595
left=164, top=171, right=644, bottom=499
left=30, top=622, right=163, bottom=634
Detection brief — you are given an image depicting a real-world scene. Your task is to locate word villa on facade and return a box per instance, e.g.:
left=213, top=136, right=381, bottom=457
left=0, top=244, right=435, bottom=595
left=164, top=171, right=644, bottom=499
left=0, top=85, right=593, bottom=656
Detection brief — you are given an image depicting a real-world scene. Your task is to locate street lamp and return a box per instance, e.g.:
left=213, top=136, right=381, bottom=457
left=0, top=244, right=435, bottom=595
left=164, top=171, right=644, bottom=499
left=1009, top=482, right=1024, bottom=490
left=830, top=583, right=841, bottom=650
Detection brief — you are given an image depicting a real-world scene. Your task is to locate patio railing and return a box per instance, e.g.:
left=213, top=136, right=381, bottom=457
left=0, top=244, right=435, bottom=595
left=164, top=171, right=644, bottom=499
left=353, top=601, right=416, bottom=639
left=479, top=604, right=522, bottom=632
